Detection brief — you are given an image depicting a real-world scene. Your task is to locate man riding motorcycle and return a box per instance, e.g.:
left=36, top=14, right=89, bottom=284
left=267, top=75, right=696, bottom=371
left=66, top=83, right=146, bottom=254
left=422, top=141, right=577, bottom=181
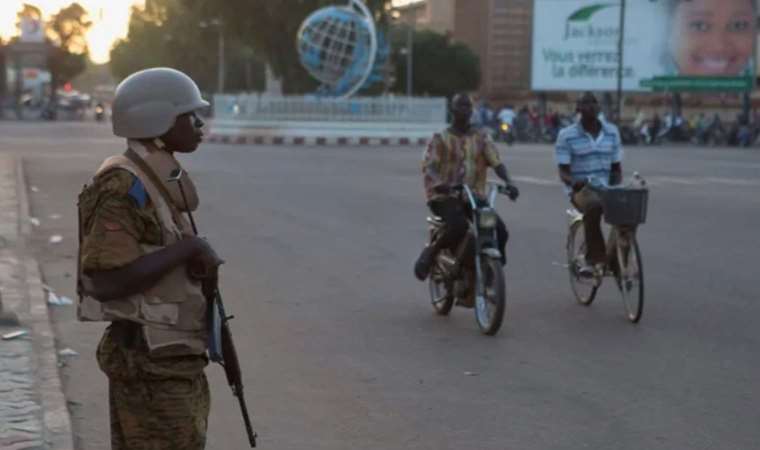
left=414, top=94, right=519, bottom=281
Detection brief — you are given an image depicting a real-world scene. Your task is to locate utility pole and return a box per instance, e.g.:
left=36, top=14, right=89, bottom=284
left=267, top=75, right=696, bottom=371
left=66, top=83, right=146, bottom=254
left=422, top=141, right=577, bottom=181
left=406, top=12, right=414, bottom=98
left=201, top=19, right=225, bottom=94
left=615, top=0, right=626, bottom=122
left=390, top=4, right=415, bottom=97
left=217, top=29, right=225, bottom=94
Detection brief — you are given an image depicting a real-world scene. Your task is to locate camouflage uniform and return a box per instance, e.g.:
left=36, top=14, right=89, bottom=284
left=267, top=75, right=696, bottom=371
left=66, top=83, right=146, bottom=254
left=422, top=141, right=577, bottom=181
left=79, top=169, right=210, bottom=450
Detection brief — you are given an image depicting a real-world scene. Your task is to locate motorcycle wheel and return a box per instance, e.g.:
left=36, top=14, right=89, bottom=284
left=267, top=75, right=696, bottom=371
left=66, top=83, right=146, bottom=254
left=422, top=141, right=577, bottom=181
left=474, top=257, right=506, bottom=336
left=429, top=264, right=454, bottom=316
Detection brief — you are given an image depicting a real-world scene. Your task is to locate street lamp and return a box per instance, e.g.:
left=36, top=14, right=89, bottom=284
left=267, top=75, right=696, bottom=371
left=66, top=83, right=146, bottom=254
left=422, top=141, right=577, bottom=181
left=391, top=8, right=414, bottom=98
left=200, top=19, right=225, bottom=94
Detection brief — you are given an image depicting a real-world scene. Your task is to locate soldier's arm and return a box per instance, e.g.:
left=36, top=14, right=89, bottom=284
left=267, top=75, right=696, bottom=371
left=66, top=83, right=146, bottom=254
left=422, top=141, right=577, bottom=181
left=84, top=237, right=212, bottom=302
left=80, top=170, right=220, bottom=302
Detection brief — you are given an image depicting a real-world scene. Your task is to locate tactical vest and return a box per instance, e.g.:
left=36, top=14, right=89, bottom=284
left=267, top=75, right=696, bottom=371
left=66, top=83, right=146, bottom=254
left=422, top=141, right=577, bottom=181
left=77, top=141, right=207, bottom=357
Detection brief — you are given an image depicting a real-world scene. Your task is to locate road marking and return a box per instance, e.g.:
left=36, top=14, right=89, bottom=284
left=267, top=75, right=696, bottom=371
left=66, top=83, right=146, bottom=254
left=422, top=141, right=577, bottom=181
left=649, top=176, right=760, bottom=187
left=648, top=177, right=700, bottom=186
left=513, top=176, right=559, bottom=187
left=510, top=175, right=759, bottom=189
left=704, top=177, right=760, bottom=187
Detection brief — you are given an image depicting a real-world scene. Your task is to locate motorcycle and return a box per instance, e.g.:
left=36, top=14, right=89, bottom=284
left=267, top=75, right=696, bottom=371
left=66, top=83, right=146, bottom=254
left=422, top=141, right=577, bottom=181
left=426, top=181, right=516, bottom=336
left=496, top=121, right=515, bottom=145
left=659, top=121, right=692, bottom=143
left=94, top=104, right=106, bottom=122
left=693, top=120, right=727, bottom=147
left=619, top=125, right=640, bottom=146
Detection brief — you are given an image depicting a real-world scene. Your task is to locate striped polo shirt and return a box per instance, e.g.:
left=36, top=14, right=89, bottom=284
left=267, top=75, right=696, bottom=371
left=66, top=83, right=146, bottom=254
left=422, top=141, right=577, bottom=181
left=555, top=121, right=623, bottom=193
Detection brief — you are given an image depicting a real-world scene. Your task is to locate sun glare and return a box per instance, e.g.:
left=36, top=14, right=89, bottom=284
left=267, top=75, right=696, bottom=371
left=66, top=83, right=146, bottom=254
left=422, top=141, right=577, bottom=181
left=0, top=0, right=145, bottom=64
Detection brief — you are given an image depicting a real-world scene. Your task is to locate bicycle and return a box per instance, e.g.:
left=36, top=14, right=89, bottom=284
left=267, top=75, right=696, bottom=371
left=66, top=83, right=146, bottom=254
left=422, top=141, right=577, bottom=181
left=566, top=175, right=649, bottom=324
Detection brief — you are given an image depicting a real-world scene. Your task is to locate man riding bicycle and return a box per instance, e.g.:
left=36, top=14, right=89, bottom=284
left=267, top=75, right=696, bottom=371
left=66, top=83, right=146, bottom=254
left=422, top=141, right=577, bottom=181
left=414, top=93, right=520, bottom=281
left=555, top=92, right=624, bottom=277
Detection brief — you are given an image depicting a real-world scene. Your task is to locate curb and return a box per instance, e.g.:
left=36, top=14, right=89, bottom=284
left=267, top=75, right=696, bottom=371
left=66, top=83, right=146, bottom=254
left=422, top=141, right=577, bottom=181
left=16, top=158, right=75, bottom=450
left=206, top=134, right=430, bottom=147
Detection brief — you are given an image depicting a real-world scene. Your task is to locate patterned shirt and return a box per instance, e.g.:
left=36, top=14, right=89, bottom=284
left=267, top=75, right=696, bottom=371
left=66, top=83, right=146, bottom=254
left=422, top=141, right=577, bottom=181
left=555, top=121, right=623, bottom=193
left=79, top=169, right=163, bottom=272
left=422, top=128, right=502, bottom=200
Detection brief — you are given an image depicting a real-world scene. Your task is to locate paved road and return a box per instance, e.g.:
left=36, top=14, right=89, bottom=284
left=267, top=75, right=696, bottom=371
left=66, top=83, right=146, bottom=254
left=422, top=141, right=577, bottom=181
left=2, top=121, right=759, bottom=450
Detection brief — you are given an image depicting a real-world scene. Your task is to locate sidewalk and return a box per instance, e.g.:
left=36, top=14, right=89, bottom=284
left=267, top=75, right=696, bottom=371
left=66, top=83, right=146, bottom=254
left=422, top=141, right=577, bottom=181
left=0, top=155, right=73, bottom=450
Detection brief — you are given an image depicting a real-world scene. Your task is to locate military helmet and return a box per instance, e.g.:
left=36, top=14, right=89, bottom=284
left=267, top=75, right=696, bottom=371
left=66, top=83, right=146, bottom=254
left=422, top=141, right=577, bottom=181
left=111, top=68, right=209, bottom=139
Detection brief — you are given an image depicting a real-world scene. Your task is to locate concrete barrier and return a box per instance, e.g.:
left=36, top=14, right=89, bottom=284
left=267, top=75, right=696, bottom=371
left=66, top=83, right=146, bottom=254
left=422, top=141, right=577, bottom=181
left=209, top=94, right=446, bottom=146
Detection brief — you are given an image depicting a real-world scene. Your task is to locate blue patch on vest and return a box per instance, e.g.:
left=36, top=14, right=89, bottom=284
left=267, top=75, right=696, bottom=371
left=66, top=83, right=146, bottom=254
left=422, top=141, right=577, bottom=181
left=128, top=177, right=148, bottom=208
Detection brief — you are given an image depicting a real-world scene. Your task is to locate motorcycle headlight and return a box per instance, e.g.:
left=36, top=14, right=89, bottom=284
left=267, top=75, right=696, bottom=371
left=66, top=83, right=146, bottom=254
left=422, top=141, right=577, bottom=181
left=479, top=208, right=498, bottom=228
left=500, top=123, right=510, bottom=132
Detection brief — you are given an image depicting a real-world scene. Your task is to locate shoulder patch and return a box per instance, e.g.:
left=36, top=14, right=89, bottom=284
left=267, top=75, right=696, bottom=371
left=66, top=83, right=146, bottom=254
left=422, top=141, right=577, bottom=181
left=127, top=177, right=148, bottom=208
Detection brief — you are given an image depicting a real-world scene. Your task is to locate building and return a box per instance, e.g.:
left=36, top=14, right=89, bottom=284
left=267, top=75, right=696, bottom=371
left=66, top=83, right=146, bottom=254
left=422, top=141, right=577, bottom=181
left=394, top=0, right=456, bottom=35
left=395, top=0, right=533, bottom=103
left=452, top=0, right=533, bottom=104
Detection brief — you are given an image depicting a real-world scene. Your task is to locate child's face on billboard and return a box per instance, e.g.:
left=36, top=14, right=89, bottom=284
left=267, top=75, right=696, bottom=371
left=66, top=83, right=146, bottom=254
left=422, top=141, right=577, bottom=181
left=670, top=0, right=755, bottom=76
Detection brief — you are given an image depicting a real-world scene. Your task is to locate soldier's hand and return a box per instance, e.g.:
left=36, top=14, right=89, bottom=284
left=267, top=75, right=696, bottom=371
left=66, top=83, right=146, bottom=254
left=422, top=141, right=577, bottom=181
left=188, top=237, right=224, bottom=280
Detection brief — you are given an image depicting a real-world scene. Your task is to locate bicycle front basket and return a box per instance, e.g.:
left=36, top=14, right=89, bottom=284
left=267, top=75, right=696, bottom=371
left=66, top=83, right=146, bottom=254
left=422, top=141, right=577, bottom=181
left=599, top=187, right=649, bottom=226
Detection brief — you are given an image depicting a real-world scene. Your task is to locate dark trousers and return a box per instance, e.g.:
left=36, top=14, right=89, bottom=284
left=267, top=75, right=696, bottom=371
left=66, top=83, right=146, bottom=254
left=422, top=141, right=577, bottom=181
left=571, top=190, right=606, bottom=264
left=429, top=196, right=508, bottom=265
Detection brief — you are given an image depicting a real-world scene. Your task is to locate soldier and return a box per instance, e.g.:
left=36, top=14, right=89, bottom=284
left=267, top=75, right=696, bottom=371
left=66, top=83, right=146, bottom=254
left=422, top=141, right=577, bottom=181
left=77, top=68, right=221, bottom=449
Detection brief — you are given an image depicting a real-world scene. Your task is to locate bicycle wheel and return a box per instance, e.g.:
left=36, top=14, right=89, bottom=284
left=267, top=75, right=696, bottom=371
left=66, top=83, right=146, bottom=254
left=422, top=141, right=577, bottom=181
left=616, top=232, right=644, bottom=323
left=429, top=264, right=454, bottom=316
left=567, top=221, right=598, bottom=306
left=475, top=256, right=506, bottom=336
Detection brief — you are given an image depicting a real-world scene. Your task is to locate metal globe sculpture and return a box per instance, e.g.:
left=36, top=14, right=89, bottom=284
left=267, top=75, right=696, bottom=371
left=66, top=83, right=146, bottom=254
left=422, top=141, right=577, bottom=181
left=297, top=0, right=378, bottom=98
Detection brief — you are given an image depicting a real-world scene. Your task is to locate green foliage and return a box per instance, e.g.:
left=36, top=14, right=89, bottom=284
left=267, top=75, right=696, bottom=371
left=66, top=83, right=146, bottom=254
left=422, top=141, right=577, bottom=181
left=390, top=28, right=480, bottom=97
left=71, top=61, right=115, bottom=93
left=47, top=3, right=92, bottom=53
left=110, top=0, right=265, bottom=94
left=11, top=2, right=91, bottom=87
left=46, top=3, right=92, bottom=86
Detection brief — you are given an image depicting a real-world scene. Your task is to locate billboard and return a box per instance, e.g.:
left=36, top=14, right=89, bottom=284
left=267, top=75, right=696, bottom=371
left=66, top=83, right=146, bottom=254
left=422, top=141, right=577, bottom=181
left=531, top=0, right=757, bottom=92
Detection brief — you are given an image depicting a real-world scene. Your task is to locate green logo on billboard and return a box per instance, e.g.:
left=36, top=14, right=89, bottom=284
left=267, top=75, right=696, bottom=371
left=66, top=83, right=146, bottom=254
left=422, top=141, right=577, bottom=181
left=568, top=4, right=615, bottom=22
left=564, top=3, right=618, bottom=41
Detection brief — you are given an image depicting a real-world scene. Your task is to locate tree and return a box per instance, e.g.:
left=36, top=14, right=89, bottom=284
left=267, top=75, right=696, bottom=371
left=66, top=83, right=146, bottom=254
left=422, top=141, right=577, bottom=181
left=44, top=3, right=92, bottom=119
left=47, top=3, right=91, bottom=55
left=110, top=0, right=265, bottom=94
left=390, top=29, right=480, bottom=97
left=13, top=3, right=91, bottom=86
left=192, top=0, right=391, bottom=94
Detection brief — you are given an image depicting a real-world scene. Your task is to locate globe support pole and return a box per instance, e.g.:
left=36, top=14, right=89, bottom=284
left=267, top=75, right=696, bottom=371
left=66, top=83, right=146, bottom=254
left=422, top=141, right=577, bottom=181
left=341, top=0, right=378, bottom=99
